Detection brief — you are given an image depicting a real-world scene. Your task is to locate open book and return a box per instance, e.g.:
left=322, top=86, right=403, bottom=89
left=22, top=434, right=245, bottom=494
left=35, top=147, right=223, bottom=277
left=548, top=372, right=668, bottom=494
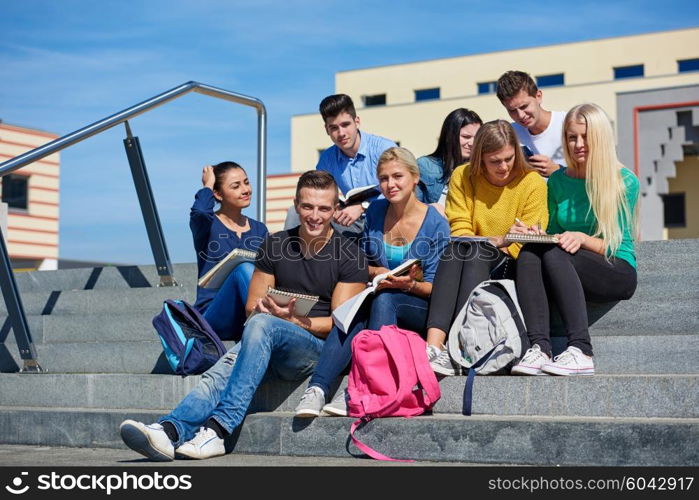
left=504, top=233, right=559, bottom=244
left=197, top=248, right=257, bottom=289
left=332, top=258, right=421, bottom=333
left=339, top=184, right=380, bottom=208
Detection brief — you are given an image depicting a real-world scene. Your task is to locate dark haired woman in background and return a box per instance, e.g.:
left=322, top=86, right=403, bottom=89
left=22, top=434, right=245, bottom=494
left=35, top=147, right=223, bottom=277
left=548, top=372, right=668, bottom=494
left=191, top=162, right=268, bottom=340
left=417, top=108, right=483, bottom=209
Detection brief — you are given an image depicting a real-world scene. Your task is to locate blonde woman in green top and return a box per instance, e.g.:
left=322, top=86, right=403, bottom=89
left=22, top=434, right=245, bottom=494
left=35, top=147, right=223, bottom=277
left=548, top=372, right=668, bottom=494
left=512, top=103, right=640, bottom=376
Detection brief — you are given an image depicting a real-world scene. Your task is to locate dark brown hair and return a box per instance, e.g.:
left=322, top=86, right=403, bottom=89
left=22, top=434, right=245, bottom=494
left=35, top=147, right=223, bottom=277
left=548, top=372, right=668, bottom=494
left=496, top=70, right=538, bottom=102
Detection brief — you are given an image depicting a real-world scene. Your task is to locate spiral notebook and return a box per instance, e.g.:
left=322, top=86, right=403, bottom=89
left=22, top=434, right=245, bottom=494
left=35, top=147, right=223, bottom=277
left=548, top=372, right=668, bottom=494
left=504, top=233, right=559, bottom=244
left=265, top=287, right=320, bottom=316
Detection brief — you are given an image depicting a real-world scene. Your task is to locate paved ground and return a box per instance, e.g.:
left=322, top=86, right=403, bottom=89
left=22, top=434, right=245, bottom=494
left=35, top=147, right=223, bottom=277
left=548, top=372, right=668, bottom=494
left=0, top=445, right=488, bottom=467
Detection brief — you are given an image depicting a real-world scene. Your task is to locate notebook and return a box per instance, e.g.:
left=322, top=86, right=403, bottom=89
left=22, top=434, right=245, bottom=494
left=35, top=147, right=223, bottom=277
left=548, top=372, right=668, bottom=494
left=265, top=287, right=320, bottom=317
left=198, top=248, right=257, bottom=289
left=504, top=233, right=559, bottom=244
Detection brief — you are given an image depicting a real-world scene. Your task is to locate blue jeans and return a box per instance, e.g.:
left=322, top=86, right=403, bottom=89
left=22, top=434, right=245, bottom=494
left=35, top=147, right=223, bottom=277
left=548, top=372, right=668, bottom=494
left=309, top=290, right=428, bottom=395
left=203, top=261, right=254, bottom=341
left=160, top=314, right=324, bottom=446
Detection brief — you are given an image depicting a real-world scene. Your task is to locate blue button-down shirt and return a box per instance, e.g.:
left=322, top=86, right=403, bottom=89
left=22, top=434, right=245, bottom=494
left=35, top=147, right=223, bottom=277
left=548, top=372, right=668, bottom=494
left=316, top=131, right=396, bottom=196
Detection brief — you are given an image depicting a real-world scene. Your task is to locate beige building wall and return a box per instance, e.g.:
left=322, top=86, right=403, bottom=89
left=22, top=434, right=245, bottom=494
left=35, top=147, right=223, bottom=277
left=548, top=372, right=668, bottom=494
left=0, top=123, right=60, bottom=266
left=265, top=173, right=300, bottom=233
left=667, top=156, right=699, bottom=239
left=291, top=28, right=699, bottom=173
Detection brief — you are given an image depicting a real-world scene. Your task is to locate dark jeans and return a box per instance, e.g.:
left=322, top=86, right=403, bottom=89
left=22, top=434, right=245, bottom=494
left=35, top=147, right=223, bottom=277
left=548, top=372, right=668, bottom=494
left=426, top=240, right=512, bottom=334
left=516, top=244, right=637, bottom=357
left=309, top=290, right=428, bottom=395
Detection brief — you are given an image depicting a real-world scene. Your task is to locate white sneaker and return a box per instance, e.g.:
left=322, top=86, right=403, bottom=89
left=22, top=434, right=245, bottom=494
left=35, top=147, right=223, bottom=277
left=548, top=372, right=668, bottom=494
left=541, top=346, right=595, bottom=376
left=175, top=426, right=225, bottom=460
left=322, top=389, right=348, bottom=417
left=426, top=344, right=457, bottom=376
left=511, top=345, right=551, bottom=375
left=119, top=420, right=174, bottom=461
left=294, top=386, right=325, bottom=417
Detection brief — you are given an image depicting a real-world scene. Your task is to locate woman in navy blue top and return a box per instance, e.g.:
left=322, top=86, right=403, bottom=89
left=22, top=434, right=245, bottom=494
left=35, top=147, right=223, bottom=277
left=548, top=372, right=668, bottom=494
left=191, top=161, right=268, bottom=340
left=294, top=147, right=449, bottom=417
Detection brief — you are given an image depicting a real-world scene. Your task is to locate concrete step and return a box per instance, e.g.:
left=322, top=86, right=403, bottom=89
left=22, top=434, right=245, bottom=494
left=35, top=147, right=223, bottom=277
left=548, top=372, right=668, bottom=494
left=2, top=332, right=697, bottom=375
left=9, top=240, right=699, bottom=293
left=4, top=270, right=696, bottom=317
left=0, top=406, right=695, bottom=466
left=0, top=373, right=696, bottom=419
left=0, top=287, right=197, bottom=316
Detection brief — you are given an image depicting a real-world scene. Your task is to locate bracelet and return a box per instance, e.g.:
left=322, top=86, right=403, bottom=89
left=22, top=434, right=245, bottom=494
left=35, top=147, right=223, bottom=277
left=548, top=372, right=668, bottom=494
left=406, top=280, right=417, bottom=293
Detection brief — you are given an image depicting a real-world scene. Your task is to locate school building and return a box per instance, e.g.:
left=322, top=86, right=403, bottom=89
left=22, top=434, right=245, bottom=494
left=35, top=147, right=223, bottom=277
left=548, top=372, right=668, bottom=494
left=0, top=121, right=60, bottom=270
left=266, top=27, right=699, bottom=239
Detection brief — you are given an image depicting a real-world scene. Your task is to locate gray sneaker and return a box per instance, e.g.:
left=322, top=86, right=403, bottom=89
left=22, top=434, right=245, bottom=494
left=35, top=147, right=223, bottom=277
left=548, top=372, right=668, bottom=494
left=322, top=389, right=348, bottom=417
left=427, top=344, right=457, bottom=376
left=294, top=386, right=325, bottom=417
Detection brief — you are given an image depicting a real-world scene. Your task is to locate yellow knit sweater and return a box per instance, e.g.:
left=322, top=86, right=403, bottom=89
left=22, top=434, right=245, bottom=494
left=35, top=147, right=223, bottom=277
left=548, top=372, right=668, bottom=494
left=445, top=164, right=548, bottom=258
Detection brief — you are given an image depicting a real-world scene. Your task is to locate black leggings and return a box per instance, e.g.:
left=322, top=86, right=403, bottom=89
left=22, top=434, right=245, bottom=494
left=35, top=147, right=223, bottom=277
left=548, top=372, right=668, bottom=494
left=427, top=241, right=512, bottom=334
left=516, top=244, right=637, bottom=357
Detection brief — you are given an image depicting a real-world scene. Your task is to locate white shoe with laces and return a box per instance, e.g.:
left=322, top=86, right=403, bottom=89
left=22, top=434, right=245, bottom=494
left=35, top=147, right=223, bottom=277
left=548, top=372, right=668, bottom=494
left=175, top=427, right=225, bottom=460
left=294, top=386, right=326, bottom=417
left=541, top=346, right=595, bottom=376
left=426, top=344, right=458, bottom=376
left=119, top=420, right=174, bottom=461
left=511, top=344, right=551, bottom=375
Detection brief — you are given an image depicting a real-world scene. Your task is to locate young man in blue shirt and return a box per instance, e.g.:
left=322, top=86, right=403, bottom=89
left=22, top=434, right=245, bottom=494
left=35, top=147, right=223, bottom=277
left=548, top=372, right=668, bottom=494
left=285, top=94, right=396, bottom=233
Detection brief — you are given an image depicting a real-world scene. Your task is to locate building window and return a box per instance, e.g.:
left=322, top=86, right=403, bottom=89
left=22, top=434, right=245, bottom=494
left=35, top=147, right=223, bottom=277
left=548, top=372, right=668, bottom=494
left=1, top=174, right=29, bottom=210
left=536, top=73, right=565, bottom=88
left=477, top=81, right=497, bottom=95
left=678, top=58, right=699, bottom=73
left=363, top=94, right=386, bottom=107
left=614, top=64, right=644, bottom=79
left=662, top=193, right=686, bottom=228
left=415, top=87, right=440, bottom=101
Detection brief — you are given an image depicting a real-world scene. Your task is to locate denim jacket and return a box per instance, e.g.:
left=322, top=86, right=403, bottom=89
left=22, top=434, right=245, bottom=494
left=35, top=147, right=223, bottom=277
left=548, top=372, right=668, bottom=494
left=416, top=155, right=446, bottom=204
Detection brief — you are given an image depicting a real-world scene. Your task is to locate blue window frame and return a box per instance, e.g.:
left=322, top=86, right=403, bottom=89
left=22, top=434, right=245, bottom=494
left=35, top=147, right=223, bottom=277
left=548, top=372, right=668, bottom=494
left=363, top=94, right=386, bottom=107
left=477, top=81, right=497, bottom=95
left=614, top=64, right=644, bottom=79
left=536, top=73, right=564, bottom=87
left=678, top=58, right=699, bottom=73
left=415, top=87, right=440, bottom=101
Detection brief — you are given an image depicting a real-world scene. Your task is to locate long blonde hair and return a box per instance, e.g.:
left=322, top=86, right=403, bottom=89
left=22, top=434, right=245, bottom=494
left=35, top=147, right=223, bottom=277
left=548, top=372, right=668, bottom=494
left=469, top=120, right=532, bottom=183
left=563, top=103, right=635, bottom=256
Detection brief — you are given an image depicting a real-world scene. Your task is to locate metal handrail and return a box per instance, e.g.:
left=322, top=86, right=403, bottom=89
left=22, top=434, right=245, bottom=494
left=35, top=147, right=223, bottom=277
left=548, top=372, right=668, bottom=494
left=0, top=81, right=267, bottom=371
left=0, top=80, right=268, bottom=220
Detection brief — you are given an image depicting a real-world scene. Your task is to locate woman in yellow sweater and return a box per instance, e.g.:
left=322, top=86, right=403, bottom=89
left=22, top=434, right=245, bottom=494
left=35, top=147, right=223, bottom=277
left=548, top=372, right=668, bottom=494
left=426, top=120, right=548, bottom=375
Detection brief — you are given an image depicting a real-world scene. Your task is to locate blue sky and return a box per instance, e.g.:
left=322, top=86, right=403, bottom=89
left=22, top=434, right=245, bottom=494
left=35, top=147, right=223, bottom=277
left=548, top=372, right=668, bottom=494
left=1, top=0, right=697, bottom=265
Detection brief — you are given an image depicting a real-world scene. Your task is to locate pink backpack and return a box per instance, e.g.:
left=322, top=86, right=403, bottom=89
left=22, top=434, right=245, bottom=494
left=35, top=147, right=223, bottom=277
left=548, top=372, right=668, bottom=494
left=347, top=325, right=441, bottom=462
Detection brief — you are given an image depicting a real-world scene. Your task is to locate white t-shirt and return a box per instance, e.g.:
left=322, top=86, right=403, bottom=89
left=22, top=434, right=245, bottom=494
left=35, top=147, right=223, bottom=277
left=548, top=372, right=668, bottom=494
left=512, top=111, right=567, bottom=168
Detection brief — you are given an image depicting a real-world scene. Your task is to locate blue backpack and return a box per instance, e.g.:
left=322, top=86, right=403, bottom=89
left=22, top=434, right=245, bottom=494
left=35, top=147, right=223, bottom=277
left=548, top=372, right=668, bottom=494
left=152, top=299, right=227, bottom=375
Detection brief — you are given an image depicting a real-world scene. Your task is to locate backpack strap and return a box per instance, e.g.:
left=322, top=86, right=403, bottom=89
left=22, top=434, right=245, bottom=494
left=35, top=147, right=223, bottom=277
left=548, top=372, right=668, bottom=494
left=350, top=418, right=413, bottom=463
left=402, top=329, right=441, bottom=407
left=481, top=282, right=526, bottom=336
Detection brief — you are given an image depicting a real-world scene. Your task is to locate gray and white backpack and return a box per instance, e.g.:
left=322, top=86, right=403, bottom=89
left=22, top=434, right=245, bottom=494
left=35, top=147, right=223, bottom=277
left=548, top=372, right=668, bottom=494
left=447, top=279, right=530, bottom=414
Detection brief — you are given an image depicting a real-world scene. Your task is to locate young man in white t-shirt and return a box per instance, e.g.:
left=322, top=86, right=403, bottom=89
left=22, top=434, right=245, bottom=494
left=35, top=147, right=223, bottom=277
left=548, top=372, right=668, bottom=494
left=496, top=70, right=566, bottom=178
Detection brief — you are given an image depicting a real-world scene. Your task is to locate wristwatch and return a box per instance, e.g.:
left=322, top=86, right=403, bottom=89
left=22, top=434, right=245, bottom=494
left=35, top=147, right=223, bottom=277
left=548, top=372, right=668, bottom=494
left=361, top=201, right=370, bottom=210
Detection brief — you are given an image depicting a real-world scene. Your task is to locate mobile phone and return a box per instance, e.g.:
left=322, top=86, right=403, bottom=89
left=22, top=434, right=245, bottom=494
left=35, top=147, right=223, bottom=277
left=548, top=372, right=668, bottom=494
left=521, top=145, right=534, bottom=158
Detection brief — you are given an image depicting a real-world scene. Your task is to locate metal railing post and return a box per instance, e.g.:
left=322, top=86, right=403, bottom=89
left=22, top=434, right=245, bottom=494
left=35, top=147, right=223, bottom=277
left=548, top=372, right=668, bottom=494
left=0, top=227, right=42, bottom=372
left=123, top=122, right=176, bottom=286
